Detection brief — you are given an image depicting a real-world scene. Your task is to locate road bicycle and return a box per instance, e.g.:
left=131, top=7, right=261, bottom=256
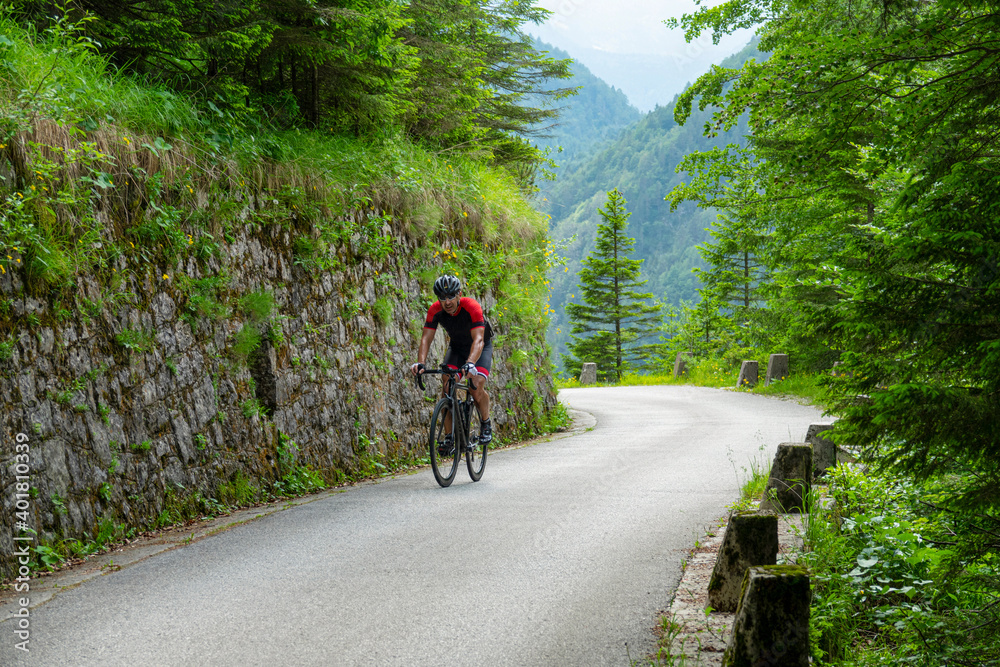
left=417, top=366, right=488, bottom=487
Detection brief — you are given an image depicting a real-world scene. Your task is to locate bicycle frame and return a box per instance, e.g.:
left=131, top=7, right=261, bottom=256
left=417, top=365, right=488, bottom=486
left=418, top=367, right=474, bottom=447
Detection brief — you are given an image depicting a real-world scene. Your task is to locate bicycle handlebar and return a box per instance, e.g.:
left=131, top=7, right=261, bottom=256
left=415, top=365, right=468, bottom=392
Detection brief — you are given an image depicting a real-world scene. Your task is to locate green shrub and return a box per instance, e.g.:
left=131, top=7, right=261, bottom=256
left=217, top=472, right=261, bottom=507
left=240, top=397, right=266, bottom=418
left=799, top=465, right=996, bottom=664
left=372, top=295, right=393, bottom=325
left=230, top=325, right=262, bottom=365
left=115, top=328, right=156, bottom=354
left=240, top=290, right=275, bottom=322
left=273, top=433, right=326, bottom=496
left=178, top=274, right=229, bottom=328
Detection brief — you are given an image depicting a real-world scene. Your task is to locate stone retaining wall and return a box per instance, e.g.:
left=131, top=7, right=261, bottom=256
left=0, top=203, right=556, bottom=581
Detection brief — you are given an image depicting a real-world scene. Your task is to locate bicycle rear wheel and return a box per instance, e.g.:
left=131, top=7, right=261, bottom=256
left=429, top=398, right=460, bottom=487
left=465, top=401, right=487, bottom=482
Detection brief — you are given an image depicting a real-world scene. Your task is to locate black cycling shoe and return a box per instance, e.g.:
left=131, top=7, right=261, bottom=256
left=479, top=420, right=493, bottom=445
left=437, top=435, right=455, bottom=456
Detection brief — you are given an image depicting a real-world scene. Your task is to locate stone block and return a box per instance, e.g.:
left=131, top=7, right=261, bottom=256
left=708, top=511, right=778, bottom=612
left=737, top=360, right=758, bottom=389
left=0, top=209, right=564, bottom=582
left=830, top=361, right=852, bottom=378
left=38, top=328, right=55, bottom=355
left=723, top=565, right=811, bottom=667
left=805, top=424, right=836, bottom=478
left=579, top=362, right=597, bottom=385
left=672, top=352, right=688, bottom=378
left=759, top=443, right=812, bottom=513
left=765, top=354, right=789, bottom=385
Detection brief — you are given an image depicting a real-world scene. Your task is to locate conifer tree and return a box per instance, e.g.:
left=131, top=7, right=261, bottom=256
left=565, top=189, right=661, bottom=381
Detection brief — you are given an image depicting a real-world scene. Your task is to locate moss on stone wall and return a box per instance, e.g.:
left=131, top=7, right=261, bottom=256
left=0, top=137, right=559, bottom=583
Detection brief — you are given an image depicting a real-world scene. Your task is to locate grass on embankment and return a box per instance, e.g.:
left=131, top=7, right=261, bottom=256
left=1, top=11, right=565, bottom=577
left=0, top=10, right=557, bottom=326
left=555, top=362, right=832, bottom=408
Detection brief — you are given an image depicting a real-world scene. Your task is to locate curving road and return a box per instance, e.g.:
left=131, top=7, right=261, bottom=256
left=2, top=386, right=824, bottom=666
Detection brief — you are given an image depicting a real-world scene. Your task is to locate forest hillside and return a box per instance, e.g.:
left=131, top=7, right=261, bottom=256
left=543, top=41, right=762, bottom=366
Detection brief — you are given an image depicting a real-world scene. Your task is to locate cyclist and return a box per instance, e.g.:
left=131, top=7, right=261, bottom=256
left=410, top=274, right=494, bottom=447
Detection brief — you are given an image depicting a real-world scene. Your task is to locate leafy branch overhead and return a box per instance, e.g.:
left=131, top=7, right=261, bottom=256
left=8, top=0, right=574, bottom=182
left=666, top=0, right=1000, bottom=661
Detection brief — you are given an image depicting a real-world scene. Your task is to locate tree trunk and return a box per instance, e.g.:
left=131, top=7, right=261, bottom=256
left=614, top=225, right=622, bottom=381
left=311, top=63, right=318, bottom=126
left=743, top=251, right=750, bottom=308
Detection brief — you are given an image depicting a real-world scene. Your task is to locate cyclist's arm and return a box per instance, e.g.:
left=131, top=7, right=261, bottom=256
left=465, top=327, right=484, bottom=368
left=416, top=327, right=436, bottom=366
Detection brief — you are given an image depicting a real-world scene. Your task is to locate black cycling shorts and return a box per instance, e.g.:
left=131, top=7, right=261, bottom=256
left=444, top=339, right=493, bottom=378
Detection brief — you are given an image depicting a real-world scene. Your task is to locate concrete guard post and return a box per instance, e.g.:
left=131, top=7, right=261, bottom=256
left=672, top=352, right=688, bottom=378
left=708, top=511, right=779, bottom=612
left=722, top=565, right=811, bottom=667
left=759, top=443, right=812, bottom=513
left=765, top=353, right=789, bottom=385
left=579, top=363, right=597, bottom=385
left=805, top=424, right=836, bottom=478
left=831, top=361, right=853, bottom=378
left=736, top=360, right=758, bottom=389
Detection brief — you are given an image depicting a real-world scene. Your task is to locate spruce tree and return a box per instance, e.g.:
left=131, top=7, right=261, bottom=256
left=565, top=189, right=661, bottom=382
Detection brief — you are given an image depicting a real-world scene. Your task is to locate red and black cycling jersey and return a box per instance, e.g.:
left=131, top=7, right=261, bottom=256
left=424, top=297, right=493, bottom=352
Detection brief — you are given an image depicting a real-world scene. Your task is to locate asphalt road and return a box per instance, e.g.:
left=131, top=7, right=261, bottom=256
left=2, top=385, right=825, bottom=666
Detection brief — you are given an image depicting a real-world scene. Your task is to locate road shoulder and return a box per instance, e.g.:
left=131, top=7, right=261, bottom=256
left=656, top=512, right=807, bottom=664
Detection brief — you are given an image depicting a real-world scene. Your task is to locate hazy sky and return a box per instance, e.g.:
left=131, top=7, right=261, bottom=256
left=530, top=0, right=756, bottom=110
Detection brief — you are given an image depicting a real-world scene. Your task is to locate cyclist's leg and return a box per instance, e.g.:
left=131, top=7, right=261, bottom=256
left=466, top=340, right=493, bottom=445
left=468, top=339, right=493, bottom=421
left=470, top=374, right=490, bottom=419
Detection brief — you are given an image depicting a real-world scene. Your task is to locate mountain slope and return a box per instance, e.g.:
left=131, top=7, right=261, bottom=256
left=544, top=41, right=764, bottom=368
left=531, top=40, right=642, bottom=180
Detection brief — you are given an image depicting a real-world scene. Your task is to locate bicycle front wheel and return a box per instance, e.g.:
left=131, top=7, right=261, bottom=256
left=429, top=398, right=460, bottom=487
left=465, top=402, right=487, bottom=482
